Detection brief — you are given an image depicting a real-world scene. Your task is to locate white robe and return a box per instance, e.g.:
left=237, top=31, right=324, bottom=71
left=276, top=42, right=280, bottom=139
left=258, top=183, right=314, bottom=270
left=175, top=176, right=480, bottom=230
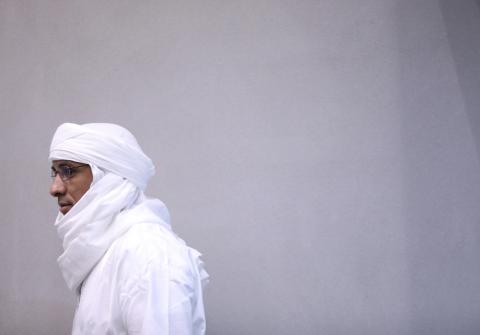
left=49, top=123, right=208, bottom=334
left=71, top=199, right=208, bottom=335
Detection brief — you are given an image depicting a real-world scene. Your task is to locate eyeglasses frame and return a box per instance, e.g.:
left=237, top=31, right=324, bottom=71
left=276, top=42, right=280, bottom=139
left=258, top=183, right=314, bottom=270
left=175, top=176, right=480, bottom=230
left=51, top=163, right=90, bottom=182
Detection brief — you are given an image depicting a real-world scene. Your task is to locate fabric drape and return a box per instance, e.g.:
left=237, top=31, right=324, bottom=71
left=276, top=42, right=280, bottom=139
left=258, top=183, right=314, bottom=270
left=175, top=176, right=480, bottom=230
left=49, top=122, right=209, bottom=334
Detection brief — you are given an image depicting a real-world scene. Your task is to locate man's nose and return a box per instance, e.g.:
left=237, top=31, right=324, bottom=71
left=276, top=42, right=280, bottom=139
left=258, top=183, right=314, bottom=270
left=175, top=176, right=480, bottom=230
left=50, top=174, right=66, bottom=197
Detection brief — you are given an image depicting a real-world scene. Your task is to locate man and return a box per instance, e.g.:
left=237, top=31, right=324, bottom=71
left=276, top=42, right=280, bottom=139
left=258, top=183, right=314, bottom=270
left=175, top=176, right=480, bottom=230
left=49, top=123, right=208, bottom=335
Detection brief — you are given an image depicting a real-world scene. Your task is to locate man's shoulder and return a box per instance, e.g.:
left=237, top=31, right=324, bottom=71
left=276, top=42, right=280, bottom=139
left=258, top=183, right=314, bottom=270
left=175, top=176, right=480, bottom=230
left=109, top=222, right=190, bottom=269
left=113, top=223, right=169, bottom=256
left=105, top=222, right=195, bottom=290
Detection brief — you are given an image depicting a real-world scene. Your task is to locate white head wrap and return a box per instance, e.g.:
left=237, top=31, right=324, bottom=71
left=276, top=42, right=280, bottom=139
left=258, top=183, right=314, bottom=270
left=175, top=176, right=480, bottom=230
left=49, top=123, right=155, bottom=190
left=49, top=122, right=208, bottom=298
left=49, top=123, right=162, bottom=294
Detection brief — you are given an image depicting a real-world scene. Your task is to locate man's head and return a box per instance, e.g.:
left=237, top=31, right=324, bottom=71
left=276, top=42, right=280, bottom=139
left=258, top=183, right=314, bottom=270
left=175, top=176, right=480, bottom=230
left=50, top=160, right=93, bottom=215
left=49, top=123, right=155, bottom=215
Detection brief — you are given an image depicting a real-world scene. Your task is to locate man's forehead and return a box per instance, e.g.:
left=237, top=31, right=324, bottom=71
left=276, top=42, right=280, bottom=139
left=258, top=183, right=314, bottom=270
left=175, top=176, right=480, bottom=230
left=51, top=160, right=83, bottom=167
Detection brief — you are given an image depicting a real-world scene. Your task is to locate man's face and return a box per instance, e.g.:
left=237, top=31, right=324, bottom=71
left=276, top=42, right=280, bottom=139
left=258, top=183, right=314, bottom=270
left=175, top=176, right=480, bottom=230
left=50, top=160, right=93, bottom=215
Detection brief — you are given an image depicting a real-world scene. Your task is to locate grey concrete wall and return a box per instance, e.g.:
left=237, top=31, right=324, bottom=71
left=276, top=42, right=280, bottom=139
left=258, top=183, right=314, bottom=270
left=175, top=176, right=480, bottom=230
left=1, top=1, right=479, bottom=334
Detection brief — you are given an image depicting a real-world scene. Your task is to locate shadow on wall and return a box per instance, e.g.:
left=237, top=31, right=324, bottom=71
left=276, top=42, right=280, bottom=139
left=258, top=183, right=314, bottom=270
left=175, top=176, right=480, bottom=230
left=397, top=0, right=480, bottom=334
left=439, top=0, right=480, bottom=158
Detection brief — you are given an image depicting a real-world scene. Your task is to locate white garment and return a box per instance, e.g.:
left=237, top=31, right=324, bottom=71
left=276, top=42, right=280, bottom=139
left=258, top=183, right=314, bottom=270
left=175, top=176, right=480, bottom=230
left=72, top=198, right=208, bottom=335
left=49, top=123, right=209, bottom=334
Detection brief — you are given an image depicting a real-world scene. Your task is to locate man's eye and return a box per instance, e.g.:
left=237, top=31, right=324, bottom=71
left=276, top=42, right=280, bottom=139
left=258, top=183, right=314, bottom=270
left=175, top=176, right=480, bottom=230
left=61, top=167, right=73, bottom=177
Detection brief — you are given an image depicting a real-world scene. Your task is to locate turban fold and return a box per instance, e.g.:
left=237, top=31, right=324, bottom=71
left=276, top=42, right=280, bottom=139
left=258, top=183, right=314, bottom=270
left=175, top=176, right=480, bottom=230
left=49, top=123, right=155, bottom=190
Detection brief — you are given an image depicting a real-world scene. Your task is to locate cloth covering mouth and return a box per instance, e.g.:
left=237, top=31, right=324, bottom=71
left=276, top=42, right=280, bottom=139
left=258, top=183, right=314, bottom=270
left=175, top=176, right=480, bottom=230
left=54, top=171, right=141, bottom=294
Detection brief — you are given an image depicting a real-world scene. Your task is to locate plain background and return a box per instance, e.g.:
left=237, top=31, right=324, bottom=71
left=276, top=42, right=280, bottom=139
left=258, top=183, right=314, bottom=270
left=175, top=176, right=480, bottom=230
left=1, top=0, right=480, bottom=334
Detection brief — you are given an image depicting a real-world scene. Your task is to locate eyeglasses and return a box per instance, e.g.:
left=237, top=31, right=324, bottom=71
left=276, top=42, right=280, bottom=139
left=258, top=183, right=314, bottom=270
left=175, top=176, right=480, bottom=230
left=51, top=164, right=89, bottom=181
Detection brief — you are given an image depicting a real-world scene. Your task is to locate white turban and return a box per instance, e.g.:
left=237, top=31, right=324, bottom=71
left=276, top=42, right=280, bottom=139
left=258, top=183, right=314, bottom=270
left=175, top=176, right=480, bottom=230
left=49, top=123, right=155, bottom=190
left=49, top=122, right=158, bottom=293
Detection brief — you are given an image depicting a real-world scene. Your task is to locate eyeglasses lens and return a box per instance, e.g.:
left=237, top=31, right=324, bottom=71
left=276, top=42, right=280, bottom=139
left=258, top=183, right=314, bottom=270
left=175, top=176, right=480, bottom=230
left=51, top=166, right=73, bottom=180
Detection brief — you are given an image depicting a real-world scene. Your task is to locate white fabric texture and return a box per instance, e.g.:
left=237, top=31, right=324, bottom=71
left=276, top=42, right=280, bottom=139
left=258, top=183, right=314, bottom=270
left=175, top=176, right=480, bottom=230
left=55, top=170, right=141, bottom=294
left=50, top=122, right=155, bottom=190
left=49, top=122, right=209, bottom=335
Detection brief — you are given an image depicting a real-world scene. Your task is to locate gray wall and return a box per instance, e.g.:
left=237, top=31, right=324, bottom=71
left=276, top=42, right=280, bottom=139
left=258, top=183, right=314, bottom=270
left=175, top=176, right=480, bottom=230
left=1, top=1, right=480, bottom=334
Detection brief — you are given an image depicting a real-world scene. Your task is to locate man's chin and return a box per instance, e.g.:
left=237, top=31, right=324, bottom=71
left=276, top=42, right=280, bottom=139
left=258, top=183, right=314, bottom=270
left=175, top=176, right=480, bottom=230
left=59, top=205, right=73, bottom=215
